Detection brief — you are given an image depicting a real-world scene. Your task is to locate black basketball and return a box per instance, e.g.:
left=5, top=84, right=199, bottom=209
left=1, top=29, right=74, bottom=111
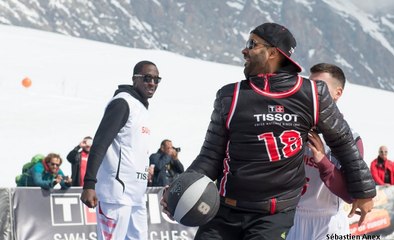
left=166, top=171, right=220, bottom=226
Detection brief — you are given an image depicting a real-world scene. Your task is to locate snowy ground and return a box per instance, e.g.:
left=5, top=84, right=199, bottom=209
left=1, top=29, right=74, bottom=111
left=0, top=24, right=394, bottom=189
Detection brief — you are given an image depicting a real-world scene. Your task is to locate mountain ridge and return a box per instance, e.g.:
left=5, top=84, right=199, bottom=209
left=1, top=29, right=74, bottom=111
left=0, top=0, right=393, bottom=91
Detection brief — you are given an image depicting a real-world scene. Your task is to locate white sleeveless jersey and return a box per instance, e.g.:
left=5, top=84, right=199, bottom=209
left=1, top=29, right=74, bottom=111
left=286, top=129, right=360, bottom=240
left=298, top=129, right=359, bottom=212
left=96, top=92, right=151, bottom=206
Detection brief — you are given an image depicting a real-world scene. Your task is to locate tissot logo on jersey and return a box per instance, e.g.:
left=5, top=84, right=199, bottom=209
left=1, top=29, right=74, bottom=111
left=254, top=113, right=299, bottom=122
left=253, top=105, right=300, bottom=127
left=137, top=171, right=149, bottom=180
left=268, top=105, right=284, bottom=113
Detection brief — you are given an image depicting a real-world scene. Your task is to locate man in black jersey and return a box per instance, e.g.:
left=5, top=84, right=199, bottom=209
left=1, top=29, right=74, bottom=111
left=161, top=23, right=376, bottom=240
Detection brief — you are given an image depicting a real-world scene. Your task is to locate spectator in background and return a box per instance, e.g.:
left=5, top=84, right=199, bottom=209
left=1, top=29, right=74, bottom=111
left=149, top=139, right=184, bottom=186
left=370, top=146, right=394, bottom=185
left=67, top=136, right=92, bottom=186
left=18, top=153, right=72, bottom=190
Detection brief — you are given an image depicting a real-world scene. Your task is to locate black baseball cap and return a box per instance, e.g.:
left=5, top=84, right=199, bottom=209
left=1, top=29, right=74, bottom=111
left=251, top=23, right=302, bottom=72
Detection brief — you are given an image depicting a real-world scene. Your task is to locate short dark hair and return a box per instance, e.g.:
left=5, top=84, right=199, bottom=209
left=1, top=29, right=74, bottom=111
left=157, top=139, right=172, bottom=153
left=310, top=63, right=346, bottom=89
left=133, top=60, right=157, bottom=75
left=160, top=139, right=171, bottom=147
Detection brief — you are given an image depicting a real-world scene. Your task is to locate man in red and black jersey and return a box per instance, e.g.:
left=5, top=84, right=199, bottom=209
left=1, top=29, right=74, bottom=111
left=162, top=23, right=376, bottom=240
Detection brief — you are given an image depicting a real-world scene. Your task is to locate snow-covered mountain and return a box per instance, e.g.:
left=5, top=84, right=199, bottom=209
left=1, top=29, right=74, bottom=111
left=0, top=0, right=393, bottom=91
left=0, top=25, right=393, bottom=188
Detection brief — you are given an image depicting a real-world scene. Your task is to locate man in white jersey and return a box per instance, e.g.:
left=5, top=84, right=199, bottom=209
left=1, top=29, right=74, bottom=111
left=80, top=61, right=161, bottom=240
left=287, top=63, right=365, bottom=240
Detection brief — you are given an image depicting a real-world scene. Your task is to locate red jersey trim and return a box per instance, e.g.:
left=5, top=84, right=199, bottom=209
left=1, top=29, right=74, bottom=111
left=226, top=82, right=240, bottom=129
left=249, top=75, right=303, bottom=98
left=219, top=141, right=231, bottom=196
left=270, top=198, right=277, bottom=215
left=311, top=80, right=319, bottom=126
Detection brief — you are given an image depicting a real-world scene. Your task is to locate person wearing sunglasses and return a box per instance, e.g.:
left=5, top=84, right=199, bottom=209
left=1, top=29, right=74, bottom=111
left=19, top=153, right=72, bottom=190
left=160, top=23, right=375, bottom=240
left=370, top=146, right=394, bottom=185
left=81, top=60, right=160, bottom=240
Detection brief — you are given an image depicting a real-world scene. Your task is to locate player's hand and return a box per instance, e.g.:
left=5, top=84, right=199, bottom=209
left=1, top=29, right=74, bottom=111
left=307, top=130, right=325, bottom=163
left=160, top=185, right=174, bottom=220
left=348, top=198, right=373, bottom=226
left=80, top=189, right=98, bottom=208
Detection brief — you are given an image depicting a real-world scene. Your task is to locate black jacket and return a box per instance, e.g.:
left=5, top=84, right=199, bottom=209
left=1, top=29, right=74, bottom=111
left=149, top=151, right=184, bottom=186
left=67, top=146, right=85, bottom=186
left=188, top=72, right=376, bottom=205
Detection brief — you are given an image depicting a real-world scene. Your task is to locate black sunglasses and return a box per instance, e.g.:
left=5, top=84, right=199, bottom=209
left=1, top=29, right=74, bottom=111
left=50, top=162, right=60, bottom=167
left=245, top=39, right=272, bottom=50
left=133, top=74, right=161, bottom=84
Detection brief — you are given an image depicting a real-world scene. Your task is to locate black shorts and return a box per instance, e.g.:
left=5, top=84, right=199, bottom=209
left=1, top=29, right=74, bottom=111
left=194, top=204, right=296, bottom=240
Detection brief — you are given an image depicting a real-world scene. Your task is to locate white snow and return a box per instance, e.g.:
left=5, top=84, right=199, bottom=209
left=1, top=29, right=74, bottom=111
left=381, top=16, right=394, bottom=30
left=324, top=0, right=394, bottom=56
left=308, top=49, right=315, bottom=58
left=226, top=1, right=244, bottom=11
left=294, top=0, right=314, bottom=12
left=334, top=54, right=353, bottom=69
left=0, top=24, right=393, bottom=188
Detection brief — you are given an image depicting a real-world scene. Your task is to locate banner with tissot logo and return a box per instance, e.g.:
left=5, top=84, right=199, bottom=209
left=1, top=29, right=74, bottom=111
left=13, top=187, right=97, bottom=240
left=8, top=186, right=394, bottom=239
left=12, top=187, right=198, bottom=240
left=146, top=187, right=198, bottom=240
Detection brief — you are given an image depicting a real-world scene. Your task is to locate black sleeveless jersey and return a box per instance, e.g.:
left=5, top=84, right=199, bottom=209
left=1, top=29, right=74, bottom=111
left=218, top=76, right=318, bottom=201
left=188, top=73, right=376, bottom=205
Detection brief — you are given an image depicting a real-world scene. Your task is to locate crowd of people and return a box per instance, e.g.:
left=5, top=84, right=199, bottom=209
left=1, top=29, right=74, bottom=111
left=17, top=136, right=184, bottom=190
left=15, top=22, right=394, bottom=240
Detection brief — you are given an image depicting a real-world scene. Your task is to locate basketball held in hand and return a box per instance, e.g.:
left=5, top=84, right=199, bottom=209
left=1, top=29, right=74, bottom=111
left=166, top=171, right=220, bottom=227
